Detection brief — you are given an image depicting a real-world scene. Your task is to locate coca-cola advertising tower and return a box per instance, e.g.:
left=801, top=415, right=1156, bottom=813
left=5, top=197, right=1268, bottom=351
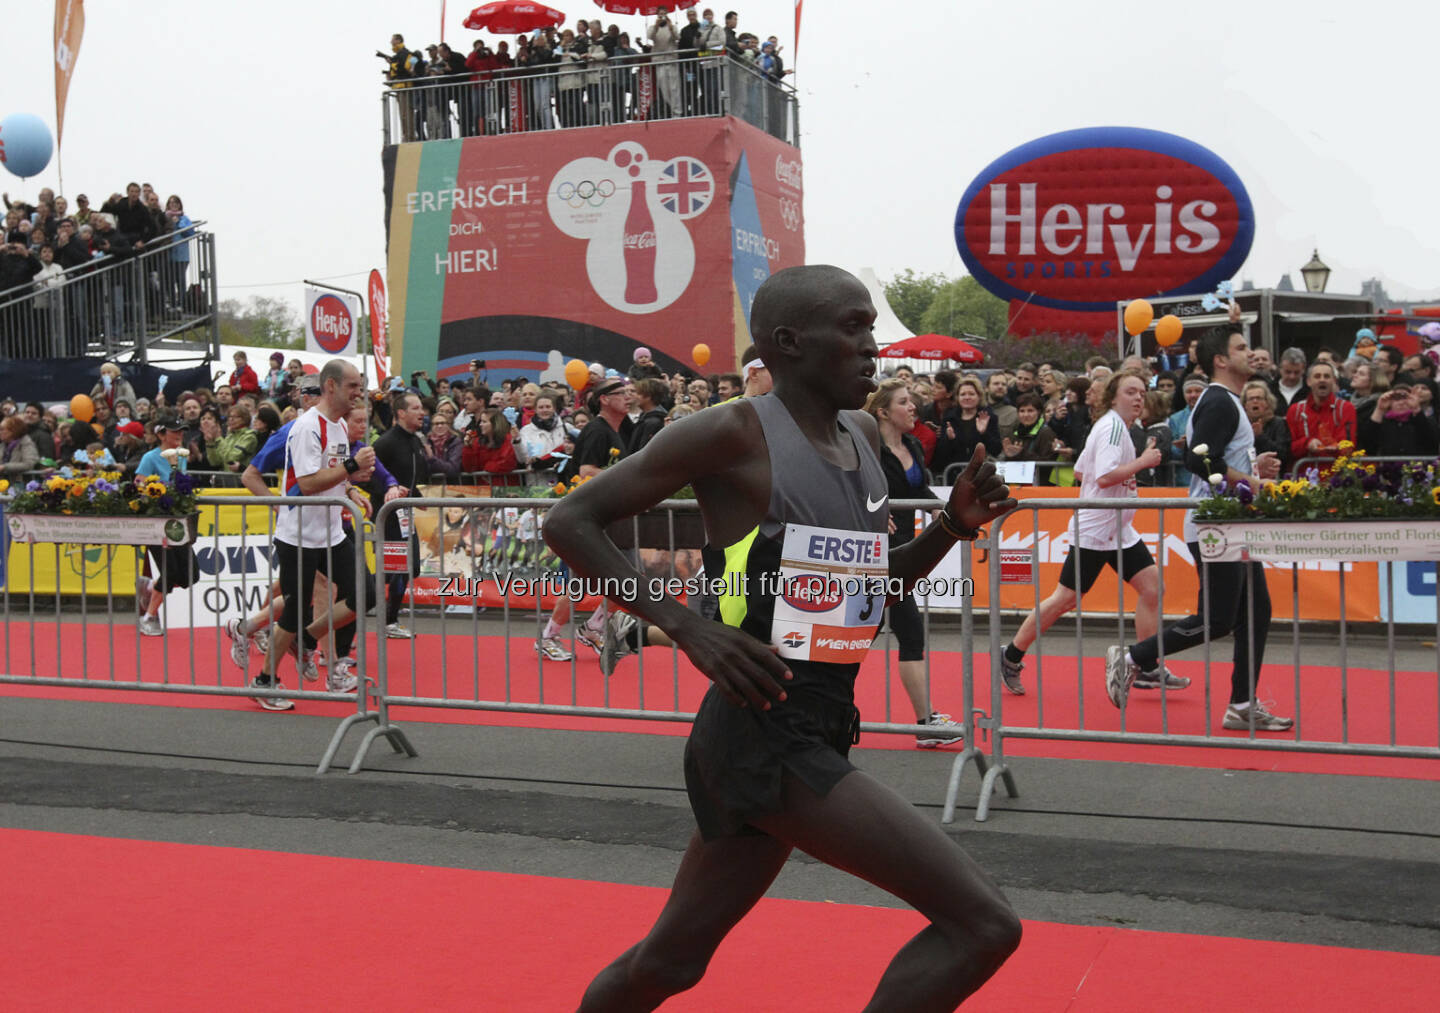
left=381, top=117, right=804, bottom=385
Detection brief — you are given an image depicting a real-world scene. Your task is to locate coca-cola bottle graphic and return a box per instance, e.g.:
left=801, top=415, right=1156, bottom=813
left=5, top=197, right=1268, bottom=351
left=623, top=180, right=658, bottom=305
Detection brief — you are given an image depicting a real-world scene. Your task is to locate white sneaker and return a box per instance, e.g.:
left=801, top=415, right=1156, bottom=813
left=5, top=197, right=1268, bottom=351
left=385, top=623, right=414, bottom=640
left=134, top=577, right=152, bottom=619
left=248, top=676, right=295, bottom=712
left=915, top=712, right=964, bottom=748
left=1223, top=701, right=1294, bottom=731
left=600, top=612, right=637, bottom=676
left=225, top=619, right=250, bottom=667
left=576, top=625, right=604, bottom=657
left=535, top=637, right=573, bottom=662
left=1105, top=645, right=1138, bottom=709
left=138, top=614, right=164, bottom=637
left=295, top=646, right=320, bottom=683
left=251, top=627, right=271, bottom=659
left=327, top=658, right=360, bottom=693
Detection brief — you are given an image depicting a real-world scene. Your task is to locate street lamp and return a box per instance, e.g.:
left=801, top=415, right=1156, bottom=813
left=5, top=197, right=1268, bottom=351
left=1301, top=249, right=1331, bottom=293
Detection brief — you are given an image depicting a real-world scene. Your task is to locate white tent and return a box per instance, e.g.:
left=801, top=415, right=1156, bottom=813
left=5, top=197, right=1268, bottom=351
left=855, top=267, right=914, bottom=347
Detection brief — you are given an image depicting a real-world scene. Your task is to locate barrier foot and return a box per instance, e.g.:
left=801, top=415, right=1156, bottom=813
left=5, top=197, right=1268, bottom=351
left=346, top=722, right=418, bottom=774
left=317, top=712, right=377, bottom=775
left=974, top=762, right=1018, bottom=823
left=940, top=745, right=989, bottom=825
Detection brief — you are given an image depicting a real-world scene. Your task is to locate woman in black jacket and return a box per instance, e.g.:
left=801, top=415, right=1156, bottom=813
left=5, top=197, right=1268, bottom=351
left=931, top=375, right=1003, bottom=481
left=865, top=379, right=962, bottom=748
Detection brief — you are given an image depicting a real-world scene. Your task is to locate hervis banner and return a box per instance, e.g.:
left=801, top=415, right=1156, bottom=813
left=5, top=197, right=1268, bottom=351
left=954, top=126, right=1255, bottom=338
left=304, top=285, right=361, bottom=357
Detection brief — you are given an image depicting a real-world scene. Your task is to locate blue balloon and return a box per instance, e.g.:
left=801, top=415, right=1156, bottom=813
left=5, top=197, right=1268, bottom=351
left=0, top=113, right=54, bottom=179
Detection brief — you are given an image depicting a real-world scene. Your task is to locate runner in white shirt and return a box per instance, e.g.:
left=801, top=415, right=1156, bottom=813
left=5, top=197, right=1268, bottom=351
left=252, top=360, right=375, bottom=710
left=998, top=370, right=1185, bottom=695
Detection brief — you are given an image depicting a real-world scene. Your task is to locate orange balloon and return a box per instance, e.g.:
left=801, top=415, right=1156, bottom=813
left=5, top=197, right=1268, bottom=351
left=1155, top=314, right=1184, bottom=347
left=70, top=394, right=94, bottom=422
left=564, top=359, right=589, bottom=391
left=692, top=343, right=711, bottom=368
left=1123, top=299, right=1154, bottom=337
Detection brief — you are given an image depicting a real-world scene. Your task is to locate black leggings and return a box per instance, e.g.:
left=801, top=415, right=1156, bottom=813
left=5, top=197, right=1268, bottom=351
left=884, top=593, right=926, bottom=662
left=274, top=538, right=359, bottom=636
left=1128, top=543, right=1270, bottom=705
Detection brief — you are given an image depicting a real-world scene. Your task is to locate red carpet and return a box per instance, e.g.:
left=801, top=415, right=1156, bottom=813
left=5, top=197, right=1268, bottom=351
left=3, top=619, right=1437, bottom=779
left=3, top=828, right=1435, bottom=1011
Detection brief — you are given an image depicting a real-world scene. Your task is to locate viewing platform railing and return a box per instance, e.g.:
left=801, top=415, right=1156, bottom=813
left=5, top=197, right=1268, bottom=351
left=381, top=52, right=799, bottom=147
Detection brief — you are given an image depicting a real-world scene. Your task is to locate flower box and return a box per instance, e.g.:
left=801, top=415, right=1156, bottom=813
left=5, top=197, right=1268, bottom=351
left=1194, top=519, right=1440, bottom=564
left=5, top=512, right=199, bottom=548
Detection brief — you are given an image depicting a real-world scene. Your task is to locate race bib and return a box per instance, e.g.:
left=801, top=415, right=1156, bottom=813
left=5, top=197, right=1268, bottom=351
left=770, top=523, right=889, bottom=664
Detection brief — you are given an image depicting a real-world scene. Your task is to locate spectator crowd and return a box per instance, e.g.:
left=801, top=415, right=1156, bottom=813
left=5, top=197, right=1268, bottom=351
left=3, top=327, right=1437, bottom=497
left=1, top=182, right=197, bottom=356
left=380, top=7, right=793, bottom=140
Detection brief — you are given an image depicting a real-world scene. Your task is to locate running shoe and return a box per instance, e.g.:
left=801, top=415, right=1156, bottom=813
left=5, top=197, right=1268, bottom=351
left=225, top=618, right=250, bottom=668
left=134, top=576, right=152, bottom=619
left=1000, top=653, right=1026, bottom=695
left=535, top=637, right=574, bottom=662
left=295, top=645, right=320, bottom=683
left=248, top=676, right=295, bottom=712
left=600, top=612, right=637, bottom=677
left=327, top=658, right=360, bottom=693
left=1104, top=645, right=1137, bottom=709
left=385, top=623, right=414, bottom=640
left=915, top=712, right=964, bottom=748
left=252, top=627, right=271, bottom=659
left=576, top=625, right=604, bottom=657
left=1134, top=666, right=1191, bottom=690
left=1222, top=701, right=1294, bottom=731
left=138, top=614, right=164, bottom=637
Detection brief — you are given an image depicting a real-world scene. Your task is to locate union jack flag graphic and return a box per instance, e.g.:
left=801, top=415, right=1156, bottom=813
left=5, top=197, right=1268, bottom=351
left=657, top=158, right=713, bottom=218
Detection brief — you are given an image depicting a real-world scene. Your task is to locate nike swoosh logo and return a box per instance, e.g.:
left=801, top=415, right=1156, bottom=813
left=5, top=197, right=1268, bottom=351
left=866, top=495, right=887, bottom=513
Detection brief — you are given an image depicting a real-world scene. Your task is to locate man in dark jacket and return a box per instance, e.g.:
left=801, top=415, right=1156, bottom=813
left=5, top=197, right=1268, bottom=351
left=373, top=391, right=430, bottom=638
left=627, top=378, right=669, bottom=453
left=113, top=183, right=157, bottom=245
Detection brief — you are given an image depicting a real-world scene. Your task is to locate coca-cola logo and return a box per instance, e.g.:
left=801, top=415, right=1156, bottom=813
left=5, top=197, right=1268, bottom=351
left=624, top=231, right=656, bottom=249
left=310, top=293, right=353, bottom=353
left=954, top=127, right=1254, bottom=313
left=775, top=154, right=802, bottom=190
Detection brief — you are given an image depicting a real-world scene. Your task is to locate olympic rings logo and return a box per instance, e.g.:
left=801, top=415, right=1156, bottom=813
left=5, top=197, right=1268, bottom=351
left=779, top=198, right=801, bottom=232
left=556, top=179, right=617, bottom=209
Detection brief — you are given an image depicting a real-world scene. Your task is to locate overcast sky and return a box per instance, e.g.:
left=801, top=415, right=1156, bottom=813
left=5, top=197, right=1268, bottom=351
left=10, top=0, right=1438, bottom=334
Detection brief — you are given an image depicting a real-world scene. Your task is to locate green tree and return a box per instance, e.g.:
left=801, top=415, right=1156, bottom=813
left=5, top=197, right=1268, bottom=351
left=918, top=276, right=1011, bottom=340
left=882, top=269, right=947, bottom=334
left=217, top=296, right=304, bottom=349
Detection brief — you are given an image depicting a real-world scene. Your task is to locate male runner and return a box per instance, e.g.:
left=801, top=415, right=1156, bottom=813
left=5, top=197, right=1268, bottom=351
left=1105, top=323, right=1290, bottom=729
left=998, top=370, right=1185, bottom=696
left=547, top=265, right=1021, bottom=1010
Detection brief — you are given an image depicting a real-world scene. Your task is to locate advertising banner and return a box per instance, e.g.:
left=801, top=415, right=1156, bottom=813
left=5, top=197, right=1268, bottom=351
left=304, top=285, right=361, bottom=358
left=54, top=0, right=85, bottom=147
left=382, top=116, right=803, bottom=386
left=955, top=127, right=1254, bottom=337
left=913, top=488, right=1382, bottom=623
left=368, top=269, right=389, bottom=383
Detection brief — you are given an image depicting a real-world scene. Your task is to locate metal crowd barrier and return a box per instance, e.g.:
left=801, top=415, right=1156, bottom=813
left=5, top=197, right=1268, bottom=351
left=346, top=495, right=985, bottom=779
left=382, top=52, right=798, bottom=146
left=0, top=225, right=218, bottom=362
left=953, top=498, right=1440, bottom=823
left=0, top=494, right=404, bottom=773
left=943, top=457, right=1185, bottom=488
left=1292, top=454, right=1415, bottom=476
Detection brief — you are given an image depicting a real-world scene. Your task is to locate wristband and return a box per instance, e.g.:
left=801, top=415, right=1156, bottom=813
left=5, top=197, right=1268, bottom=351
left=937, top=510, right=980, bottom=541
left=344, top=457, right=360, bottom=475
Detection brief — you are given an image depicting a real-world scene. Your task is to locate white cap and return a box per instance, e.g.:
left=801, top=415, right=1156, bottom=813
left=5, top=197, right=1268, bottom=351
left=742, top=359, right=766, bottom=381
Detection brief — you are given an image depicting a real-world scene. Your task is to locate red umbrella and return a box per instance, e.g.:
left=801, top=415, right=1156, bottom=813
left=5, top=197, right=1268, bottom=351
left=463, top=1, right=567, bottom=34
left=878, top=334, right=984, bottom=364
left=591, top=0, right=699, bottom=15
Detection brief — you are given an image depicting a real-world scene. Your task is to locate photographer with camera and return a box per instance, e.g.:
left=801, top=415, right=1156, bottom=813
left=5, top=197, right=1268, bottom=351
left=379, top=33, right=421, bottom=140
left=1359, top=381, right=1439, bottom=457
